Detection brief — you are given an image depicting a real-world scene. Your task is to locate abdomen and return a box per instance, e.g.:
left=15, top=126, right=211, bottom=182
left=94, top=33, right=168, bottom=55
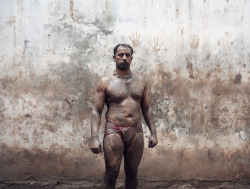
left=106, top=98, right=141, bottom=127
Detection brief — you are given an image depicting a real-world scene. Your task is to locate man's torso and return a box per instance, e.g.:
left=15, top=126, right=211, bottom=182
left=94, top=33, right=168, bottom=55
left=104, top=74, right=145, bottom=128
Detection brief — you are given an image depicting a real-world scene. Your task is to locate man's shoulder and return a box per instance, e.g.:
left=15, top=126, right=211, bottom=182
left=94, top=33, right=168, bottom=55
left=100, top=75, right=111, bottom=81
left=98, top=74, right=113, bottom=86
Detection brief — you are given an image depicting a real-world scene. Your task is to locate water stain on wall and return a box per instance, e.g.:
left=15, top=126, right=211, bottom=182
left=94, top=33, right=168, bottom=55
left=0, top=144, right=102, bottom=181
left=141, top=144, right=250, bottom=180
left=148, top=63, right=250, bottom=137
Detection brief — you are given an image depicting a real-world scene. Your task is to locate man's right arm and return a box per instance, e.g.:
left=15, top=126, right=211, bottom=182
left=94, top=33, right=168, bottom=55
left=89, top=78, right=106, bottom=154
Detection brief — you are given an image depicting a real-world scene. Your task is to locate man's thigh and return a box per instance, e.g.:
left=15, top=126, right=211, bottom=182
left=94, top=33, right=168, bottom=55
left=124, top=132, right=144, bottom=170
left=103, top=133, right=125, bottom=168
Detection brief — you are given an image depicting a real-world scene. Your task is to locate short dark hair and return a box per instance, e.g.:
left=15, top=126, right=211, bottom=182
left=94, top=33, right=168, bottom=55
left=113, top=44, right=134, bottom=56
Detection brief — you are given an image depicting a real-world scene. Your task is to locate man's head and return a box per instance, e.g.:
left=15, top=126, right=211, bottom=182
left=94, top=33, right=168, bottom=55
left=113, top=44, right=133, bottom=70
left=113, top=44, right=134, bottom=56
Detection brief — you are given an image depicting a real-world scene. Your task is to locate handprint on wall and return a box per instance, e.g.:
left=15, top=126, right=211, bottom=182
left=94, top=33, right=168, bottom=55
left=130, top=33, right=142, bottom=47
left=189, top=34, right=199, bottom=50
left=150, top=37, right=163, bottom=52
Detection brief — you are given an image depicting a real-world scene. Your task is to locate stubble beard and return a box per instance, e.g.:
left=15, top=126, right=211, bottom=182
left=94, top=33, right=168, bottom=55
left=117, top=61, right=130, bottom=71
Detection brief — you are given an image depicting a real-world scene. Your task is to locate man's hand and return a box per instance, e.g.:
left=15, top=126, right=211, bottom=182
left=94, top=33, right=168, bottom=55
left=148, top=134, right=158, bottom=148
left=89, top=137, right=102, bottom=154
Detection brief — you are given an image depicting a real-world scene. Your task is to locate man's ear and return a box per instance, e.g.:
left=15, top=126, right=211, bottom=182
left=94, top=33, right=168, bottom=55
left=113, top=55, right=115, bottom=61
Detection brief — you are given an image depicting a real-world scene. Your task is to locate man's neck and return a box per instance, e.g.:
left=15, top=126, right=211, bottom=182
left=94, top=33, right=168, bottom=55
left=115, top=68, right=131, bottom=76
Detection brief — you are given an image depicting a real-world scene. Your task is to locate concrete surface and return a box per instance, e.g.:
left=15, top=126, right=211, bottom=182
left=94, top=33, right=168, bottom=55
left=0, top=179, right=250, bottom=189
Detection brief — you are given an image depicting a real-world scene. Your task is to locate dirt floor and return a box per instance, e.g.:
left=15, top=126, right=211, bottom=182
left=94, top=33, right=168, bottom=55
left=0, top=179, right=249, bottom=189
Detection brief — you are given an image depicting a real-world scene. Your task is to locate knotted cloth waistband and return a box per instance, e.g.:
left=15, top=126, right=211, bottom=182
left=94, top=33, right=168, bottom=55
left=104, top=121, right=142, bottom=137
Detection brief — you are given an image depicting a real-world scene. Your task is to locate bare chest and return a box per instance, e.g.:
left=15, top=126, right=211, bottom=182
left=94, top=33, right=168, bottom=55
left=106, top=78, right=144, bottom=102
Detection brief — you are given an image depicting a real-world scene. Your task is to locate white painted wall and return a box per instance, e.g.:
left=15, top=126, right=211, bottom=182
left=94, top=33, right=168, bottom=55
left=0, top=0, right=249, bottom=181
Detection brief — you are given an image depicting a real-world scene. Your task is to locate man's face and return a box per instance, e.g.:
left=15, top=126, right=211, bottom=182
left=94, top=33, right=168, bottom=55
left=113, top=46, right=133, bottom=70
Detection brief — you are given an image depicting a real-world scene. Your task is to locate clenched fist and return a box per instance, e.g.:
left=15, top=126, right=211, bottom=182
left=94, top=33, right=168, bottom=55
left=89, top=137, right=102, bottom=154
left=148, top=134, right=158, bottom=148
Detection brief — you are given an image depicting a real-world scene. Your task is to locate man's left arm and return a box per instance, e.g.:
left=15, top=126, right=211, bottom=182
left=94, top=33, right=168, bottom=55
left=141, top=80, right=158, bottom=148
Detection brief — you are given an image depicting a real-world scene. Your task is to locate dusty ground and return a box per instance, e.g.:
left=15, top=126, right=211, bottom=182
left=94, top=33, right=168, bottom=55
left=0, top=179, right=249, bottom=189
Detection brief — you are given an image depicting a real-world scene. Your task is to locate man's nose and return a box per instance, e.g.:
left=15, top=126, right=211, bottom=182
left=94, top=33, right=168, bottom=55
left=122, top=54, right=127, bottom=59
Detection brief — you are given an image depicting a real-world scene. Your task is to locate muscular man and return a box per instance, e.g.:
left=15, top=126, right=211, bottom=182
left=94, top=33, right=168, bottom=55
left=89, top=44, right=158, bottom=189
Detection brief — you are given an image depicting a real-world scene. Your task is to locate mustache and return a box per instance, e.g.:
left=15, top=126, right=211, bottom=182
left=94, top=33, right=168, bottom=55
left=121, top=60, right=127, bottom=63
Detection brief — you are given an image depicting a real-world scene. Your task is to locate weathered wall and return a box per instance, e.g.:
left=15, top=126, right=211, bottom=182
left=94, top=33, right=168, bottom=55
left=0, top=0, right=250, bottom=183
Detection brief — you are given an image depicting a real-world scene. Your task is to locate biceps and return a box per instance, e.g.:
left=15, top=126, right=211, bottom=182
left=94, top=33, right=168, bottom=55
left=141, top=88, right=150, bottom=110
left=93, top=90, right=105, bottom=112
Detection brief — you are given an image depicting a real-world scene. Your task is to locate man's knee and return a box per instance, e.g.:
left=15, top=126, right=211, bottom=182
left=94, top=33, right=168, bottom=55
left=105, top=166, right=120, bottom=179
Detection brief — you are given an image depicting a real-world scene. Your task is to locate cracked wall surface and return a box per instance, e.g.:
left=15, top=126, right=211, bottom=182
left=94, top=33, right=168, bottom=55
left=0, top=0, right=250, bottom=183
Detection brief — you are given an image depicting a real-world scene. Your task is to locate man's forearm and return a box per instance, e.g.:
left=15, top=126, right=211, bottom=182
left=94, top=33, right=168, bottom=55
left=142, top=107, right=156, bottom=135
left=91, top=110, right=102, bottom=137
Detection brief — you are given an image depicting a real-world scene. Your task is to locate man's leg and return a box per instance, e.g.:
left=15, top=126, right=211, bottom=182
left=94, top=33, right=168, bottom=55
left=103, top=133, right=124, bottom=189
left=124, top=132, right=144, bottom=189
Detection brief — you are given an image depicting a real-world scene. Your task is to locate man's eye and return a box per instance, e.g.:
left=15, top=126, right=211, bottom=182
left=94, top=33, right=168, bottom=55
left=117, top=53, right=130, bottom=57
